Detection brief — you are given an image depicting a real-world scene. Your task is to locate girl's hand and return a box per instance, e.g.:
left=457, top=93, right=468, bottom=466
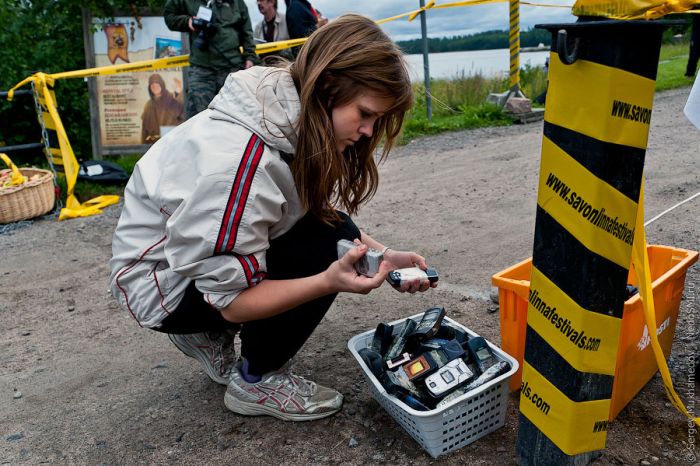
left=324, top=243, right=391, bottom=294
left=384, top=249, right=426, bottom=270
left=384, top=249, right=437, bottom=294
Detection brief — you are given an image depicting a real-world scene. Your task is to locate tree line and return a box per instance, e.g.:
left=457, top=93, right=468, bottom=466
left=397, top=28, right=552, bottom=55
left=397, top=20, right=692, bottom=55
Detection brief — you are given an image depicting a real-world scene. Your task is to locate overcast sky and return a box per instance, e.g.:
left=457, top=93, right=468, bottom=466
left=243, top=0, right=577, bottom=41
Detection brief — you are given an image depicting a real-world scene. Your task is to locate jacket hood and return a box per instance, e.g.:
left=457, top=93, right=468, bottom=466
left=208, top=66, right=300, bottom=154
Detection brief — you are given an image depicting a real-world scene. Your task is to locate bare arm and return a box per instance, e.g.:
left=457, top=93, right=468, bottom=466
left=359, top=230, right=429, bottom=269
left=358, top=231, right=436, bottom=293
left=221, top=243, right=392, bottom=323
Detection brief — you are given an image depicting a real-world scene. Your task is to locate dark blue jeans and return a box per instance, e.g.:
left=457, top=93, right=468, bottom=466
left=157, top=212, right=360, bottom=375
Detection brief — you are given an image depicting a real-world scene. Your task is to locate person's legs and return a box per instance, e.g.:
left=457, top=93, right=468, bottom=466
left=157, top=283, right=241, bottom=385
left=239, top=211, right=360, bottom=375
left=225, top=212, right=360, bottom=420
left=686, top=19, right=700, bottom=78
left=185, top=66, right=219, bottom=118
left=157, top=282, right=240, bottom=334
left=687, top=40, right=700, bottom=77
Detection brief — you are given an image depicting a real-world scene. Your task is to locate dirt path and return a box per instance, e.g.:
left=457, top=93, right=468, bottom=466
left=1, top=87, right=698, bottom=465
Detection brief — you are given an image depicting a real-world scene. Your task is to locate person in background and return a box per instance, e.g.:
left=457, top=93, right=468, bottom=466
left=285, top=0, right=321, bottom=55
left=140, top=74, right=184, bottom=144
left=686, top=14, right=700, bottom=78
left=164, top=0, right=257, bottom=118
left=314, top=8, right=328, bottom=28
left=534, top=56, right=549, bottom=105
left=254, top=0, right=292, bottom=60
left=110, top=14, right=432, bottom=422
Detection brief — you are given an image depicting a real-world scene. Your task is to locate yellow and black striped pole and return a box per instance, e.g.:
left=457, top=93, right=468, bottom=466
left=508, top=0, right=521, bottom=92
left=516, top=20, right=669, bottom=464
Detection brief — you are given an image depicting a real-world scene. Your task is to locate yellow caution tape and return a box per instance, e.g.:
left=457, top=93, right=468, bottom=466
left=573, top=0, right=700, bottom=19
left=60, top=194, right=121, bottom=220
left=545, top=54, right=656, bottom=150
left=632, top=181, right=700, bottom=427
left=520, top=362, right=611, bottom=455
left=11, top=73, right=120, bottom=220
left=528, top=265, right=622, bottom=374
left=377, top=1, right=572, bottom=25
left=0, top=153, right=28, bottom=187
left=255, top=38, right=308, bottom=54
left=538, top=136, right=638, bottom=268
left=409, top=1, right=436, bottom=22
left=52, top=55, right=189, bottom=81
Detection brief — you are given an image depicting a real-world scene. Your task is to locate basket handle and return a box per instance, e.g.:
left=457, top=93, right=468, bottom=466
left=0, top=153, right=28, bottom=187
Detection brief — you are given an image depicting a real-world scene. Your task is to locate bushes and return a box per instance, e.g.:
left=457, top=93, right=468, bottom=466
left=0, top=1, right=159, bottom=163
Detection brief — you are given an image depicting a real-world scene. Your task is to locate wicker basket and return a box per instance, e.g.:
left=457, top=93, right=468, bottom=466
left=0, top=168, right=55, bottom=224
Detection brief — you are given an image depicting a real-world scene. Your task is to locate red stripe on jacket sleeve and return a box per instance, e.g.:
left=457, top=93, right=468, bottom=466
left=215, top=134, right=260, bottom=254
left=224, top=139, right=265, bottom=253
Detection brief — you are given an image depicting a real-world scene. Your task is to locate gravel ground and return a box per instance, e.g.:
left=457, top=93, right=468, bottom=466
left=0, top=87, right=698, bottom=465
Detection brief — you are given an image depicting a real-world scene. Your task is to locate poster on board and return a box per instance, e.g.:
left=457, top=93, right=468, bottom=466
left=85, top=13, right=187, bottom=155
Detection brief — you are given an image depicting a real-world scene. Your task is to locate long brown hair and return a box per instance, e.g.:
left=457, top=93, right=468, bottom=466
left=288, top=14, right=412, bottom=222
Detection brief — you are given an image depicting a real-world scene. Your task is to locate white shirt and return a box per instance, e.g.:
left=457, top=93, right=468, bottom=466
left=254, top=12, right=290, bottom=43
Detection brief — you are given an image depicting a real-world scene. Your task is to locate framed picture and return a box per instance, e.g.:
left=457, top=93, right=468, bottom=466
left=82, top=8, right=189, bottom=158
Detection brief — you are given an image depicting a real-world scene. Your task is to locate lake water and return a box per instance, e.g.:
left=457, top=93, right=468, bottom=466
left=404, top=48, right=550, bottom=81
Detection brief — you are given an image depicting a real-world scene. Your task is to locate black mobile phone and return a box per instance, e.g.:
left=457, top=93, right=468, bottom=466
left=371, top=323, right=394, bottom=355
left=408, top=307, right=446, bottom=341
left=384, top=319, right=417, bottom=362
left=466, top=336, right=498, bottom=374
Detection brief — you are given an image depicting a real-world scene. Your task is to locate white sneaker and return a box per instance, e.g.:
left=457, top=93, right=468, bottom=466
left=224, top=362, right=343, bottom=421
left=168, top=330, right=238, bottom=385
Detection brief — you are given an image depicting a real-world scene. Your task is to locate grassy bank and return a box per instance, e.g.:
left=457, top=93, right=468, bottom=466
left=403, top=42, right=693, bottom=142
left=657, top=41, right=694, bottom=90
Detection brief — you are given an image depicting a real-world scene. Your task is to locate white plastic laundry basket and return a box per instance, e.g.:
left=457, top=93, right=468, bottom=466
left=347, top=314, right=518, bottom=458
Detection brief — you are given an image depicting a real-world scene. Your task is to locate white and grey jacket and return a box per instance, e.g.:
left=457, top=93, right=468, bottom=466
left=110, top=67, right=305, bottom=328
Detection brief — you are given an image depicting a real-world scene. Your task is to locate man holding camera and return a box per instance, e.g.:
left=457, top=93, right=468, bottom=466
left=164, top=0, right=256, bottom=118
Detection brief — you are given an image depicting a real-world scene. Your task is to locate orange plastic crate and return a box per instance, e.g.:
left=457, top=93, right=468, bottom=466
left=491, top=244, right=698, bottom=420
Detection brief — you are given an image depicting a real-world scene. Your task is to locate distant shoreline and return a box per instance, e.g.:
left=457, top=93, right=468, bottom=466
left=404, top=45, right=550, bottom=57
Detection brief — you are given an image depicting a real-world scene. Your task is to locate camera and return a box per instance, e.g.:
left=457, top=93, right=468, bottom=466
left=192, top=17, right=216, bottom=50
left=336, top=239, right=384, bottom=277
left=191, top=4, right=216, bottom=50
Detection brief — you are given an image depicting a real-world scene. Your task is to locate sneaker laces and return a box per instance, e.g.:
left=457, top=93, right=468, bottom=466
left=267, top=363, right=316, bottom=397
left=208, top=329, right=238, bottom=375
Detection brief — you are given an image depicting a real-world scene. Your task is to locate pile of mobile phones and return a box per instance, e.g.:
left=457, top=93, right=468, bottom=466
left=358, top=307, right=511, bottom=411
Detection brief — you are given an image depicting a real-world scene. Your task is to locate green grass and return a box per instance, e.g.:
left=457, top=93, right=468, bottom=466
left=402, top=64, right=546, bottom=143
left=657, top=41, right=694, bottom=91
left=402, top=103, right=513, bottom=142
